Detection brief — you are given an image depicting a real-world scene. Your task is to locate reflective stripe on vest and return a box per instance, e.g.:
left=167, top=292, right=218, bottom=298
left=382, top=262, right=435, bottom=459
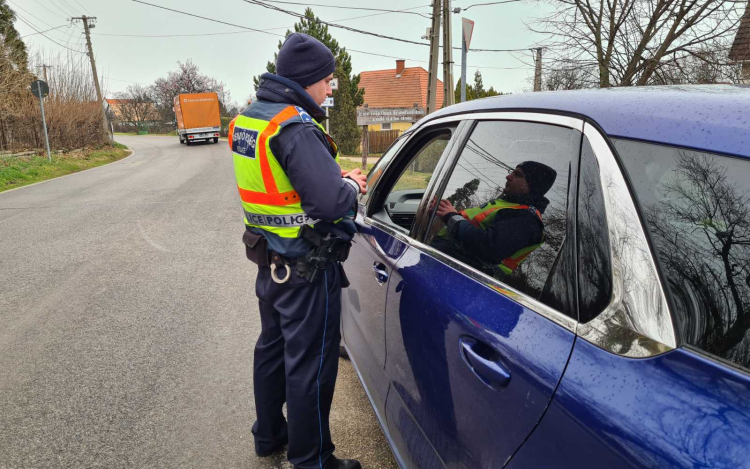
left=230, top=102, right=339, bottom=238
left=455, top=199, right=544, bottom=274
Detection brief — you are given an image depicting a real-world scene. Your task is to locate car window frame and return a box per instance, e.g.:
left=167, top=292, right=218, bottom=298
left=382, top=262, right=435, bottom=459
left=576, top=122, right=678, bottom=358
left=362, top=121, right=465, bottom=237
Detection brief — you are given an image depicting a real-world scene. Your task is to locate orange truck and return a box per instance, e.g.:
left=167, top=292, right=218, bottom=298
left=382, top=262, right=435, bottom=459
left=173, top=92, right=221, bottom=145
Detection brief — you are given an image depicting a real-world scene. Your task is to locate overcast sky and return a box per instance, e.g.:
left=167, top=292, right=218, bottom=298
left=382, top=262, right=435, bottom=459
left=15, top=0, right=554, bottom=104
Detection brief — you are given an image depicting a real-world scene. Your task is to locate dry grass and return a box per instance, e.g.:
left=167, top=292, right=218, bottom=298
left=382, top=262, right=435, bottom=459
left=0, top=52, right=108, bottom=152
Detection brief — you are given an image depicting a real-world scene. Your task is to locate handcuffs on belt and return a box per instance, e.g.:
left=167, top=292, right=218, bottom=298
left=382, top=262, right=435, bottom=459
left=243, top=227, right=351, bottom=285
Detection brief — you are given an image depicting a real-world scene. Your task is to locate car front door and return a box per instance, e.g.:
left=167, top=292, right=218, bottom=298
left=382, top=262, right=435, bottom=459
left=342, top=124, right=461, bottom=422
left=380, top=114, right=583, bottom=468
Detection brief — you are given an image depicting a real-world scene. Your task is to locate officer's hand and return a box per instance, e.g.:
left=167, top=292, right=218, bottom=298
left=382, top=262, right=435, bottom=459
left=436, top=199, right=456, bottom=217
left=344, top=168, right=367, bottom=194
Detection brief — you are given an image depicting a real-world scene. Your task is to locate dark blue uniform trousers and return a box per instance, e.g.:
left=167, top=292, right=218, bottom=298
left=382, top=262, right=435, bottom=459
left=252, top=262, right=342, bottom=469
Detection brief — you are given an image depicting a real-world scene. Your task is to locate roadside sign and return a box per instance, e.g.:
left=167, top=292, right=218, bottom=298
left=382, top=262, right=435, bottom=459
left=30, top=80, right=51, bottom=162
left=462, top=18, right=475, bottom=51
left=357, top=107, right=425, bottom=126
left=329, top=78, right=339, bottom=90
left=322, top=97, right=334, bottom=108
left=30, top=80, right=49, bottom=98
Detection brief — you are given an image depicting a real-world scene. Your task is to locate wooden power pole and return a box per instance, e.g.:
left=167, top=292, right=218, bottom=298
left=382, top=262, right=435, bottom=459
left=72, top=15, right=110, bottom=142
left=426, top=0, right=442, bottom=115
left=442, top=0, right=455, bottom=107
left=533, top=47, right=543, bottom=92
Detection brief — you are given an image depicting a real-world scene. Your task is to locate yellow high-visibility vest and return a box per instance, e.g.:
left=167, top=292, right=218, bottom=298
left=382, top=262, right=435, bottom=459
left=229, top=102, right=340, bottom=238
left=441, top=199, right=544, bottom=274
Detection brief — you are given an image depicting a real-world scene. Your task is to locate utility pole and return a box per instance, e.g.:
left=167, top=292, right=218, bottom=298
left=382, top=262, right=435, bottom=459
left=441, top=0, right=455, bottom=107
left=533, top=47, right=543, bottom=92
left=425, top=0, right=442, bottom=115
left=40, top=64, right=52, bottom=83
left=72, top=16, right=103, bottom=103
left=72, top=15, right=110, bottom=142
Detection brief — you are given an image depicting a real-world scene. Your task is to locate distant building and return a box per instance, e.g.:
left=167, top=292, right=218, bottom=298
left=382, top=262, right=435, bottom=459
left=730, top=4, right=750, bottom=84
left=358, top=60, right=444, bottom=133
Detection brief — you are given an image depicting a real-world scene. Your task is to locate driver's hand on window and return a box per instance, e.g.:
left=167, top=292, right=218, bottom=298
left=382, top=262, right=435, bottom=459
left=435, top=199, right=457, bottom=218
left=344, top=167, right=368, bottom=194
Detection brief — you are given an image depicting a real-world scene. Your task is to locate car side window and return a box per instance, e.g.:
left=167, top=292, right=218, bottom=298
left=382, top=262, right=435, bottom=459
left=425, top=120, right=580, bottom=308
left=615, top=139, right=750, bottom=370
left=360, top=132, right=410, bottom=205
left=370, top=128, right=454, bottom=233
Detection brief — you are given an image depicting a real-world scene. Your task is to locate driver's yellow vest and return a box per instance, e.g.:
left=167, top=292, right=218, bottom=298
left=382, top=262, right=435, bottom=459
left=442, top=199, right=544, bottom=274
left=229, top=102, right=340, bottom=238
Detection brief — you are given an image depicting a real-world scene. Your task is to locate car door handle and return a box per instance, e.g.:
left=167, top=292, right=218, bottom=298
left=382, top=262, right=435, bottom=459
left=459, top=337, right=511, bottom=390
left=372, top=262, right=388, bottom=285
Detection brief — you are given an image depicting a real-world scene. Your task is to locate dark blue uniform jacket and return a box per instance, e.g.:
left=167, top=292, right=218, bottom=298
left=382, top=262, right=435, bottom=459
left=245, top=73, right=358, bottom=258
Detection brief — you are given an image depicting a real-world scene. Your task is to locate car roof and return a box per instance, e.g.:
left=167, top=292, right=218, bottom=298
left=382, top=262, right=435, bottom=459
left=426, top=85, right=750, bottom=159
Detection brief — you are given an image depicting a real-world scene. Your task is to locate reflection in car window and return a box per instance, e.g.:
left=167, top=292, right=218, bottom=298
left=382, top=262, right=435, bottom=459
left=380, top=135, right=449, bottom=232
left=426, top=121, right=580, bottom=306
left=615, top=139, right=750, bottom=370
left=578, top=138, right=613, bottom=323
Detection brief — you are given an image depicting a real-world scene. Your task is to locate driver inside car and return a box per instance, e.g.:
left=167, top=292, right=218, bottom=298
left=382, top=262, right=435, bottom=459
left=431, top=161, right=557, bottom=276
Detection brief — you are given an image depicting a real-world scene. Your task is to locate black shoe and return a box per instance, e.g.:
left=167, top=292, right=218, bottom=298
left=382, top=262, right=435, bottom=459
left=329, top=458, right=362, bottom=469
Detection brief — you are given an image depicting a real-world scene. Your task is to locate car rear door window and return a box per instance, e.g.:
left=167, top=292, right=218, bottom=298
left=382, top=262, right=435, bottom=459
left=425, top=120, right=581, bottom=314
left=615, top=139, right=750, bottom=370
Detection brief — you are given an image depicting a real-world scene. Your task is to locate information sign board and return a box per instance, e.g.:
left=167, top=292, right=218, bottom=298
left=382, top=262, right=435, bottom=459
left=356, top=107, right=425, bottom=126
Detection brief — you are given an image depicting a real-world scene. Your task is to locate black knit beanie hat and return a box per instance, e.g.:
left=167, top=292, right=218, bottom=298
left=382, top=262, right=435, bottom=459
left=276, top=33, right=336, bottom=88
left=517, top=161, right=557, bottom=195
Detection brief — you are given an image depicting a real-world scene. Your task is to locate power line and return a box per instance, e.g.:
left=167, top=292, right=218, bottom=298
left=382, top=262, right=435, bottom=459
left=454, top=0, right=522, bottom=12
left=255, top=0, right=432, bottom=18
left=131, top=0, right=285, bottom=37
left=53, top=0, right=77, bottom=16
left=14, top=14, right=86, bottom=53
left=245, top=0, right=534, bottom=53
left=20, top=24, right=68, bottom=38
left=31, top=0, right=70, bottom=20
left=70, top=0, right=91, bottom=15
left=244, top=0, right=430, bottom=46
left=9, top=0, right=80, bottom=41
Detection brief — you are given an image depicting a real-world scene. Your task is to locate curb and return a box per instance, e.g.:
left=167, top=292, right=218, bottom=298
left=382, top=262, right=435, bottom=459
left=0, top=144, right=137, bottom=196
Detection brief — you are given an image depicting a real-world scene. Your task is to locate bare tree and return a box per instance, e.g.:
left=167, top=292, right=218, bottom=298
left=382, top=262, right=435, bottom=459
left=150, top=60, right=230, bottom=122
left=113, top=84, right=157, bottom=131
left=650, top=47, right=743, bottom=84
left=534, top=0, right=746, bottom=87
left=544, top=65, right=588, bottom=90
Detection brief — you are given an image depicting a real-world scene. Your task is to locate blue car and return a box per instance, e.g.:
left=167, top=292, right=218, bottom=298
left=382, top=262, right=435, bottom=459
left=340, top=85, right=750, bottom=469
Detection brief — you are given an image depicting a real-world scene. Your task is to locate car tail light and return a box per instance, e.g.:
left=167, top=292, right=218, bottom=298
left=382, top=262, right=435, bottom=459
left=189, top=135, right=194, bottom=139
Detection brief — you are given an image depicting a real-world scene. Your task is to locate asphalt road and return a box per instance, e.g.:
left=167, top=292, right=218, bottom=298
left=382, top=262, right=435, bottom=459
left=0, top=135, right=397, bottom=469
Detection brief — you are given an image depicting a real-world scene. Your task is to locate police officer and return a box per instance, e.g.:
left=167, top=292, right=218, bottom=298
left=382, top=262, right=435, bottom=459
left=229, top=33, right=366, bottom=469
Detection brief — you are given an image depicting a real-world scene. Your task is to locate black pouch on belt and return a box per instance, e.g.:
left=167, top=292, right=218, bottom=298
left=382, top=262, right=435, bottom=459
left=242, top=230, right=269, bottom=267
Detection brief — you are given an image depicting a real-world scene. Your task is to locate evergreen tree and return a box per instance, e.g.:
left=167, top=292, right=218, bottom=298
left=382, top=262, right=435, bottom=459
left=253, top=8, right=364, bottom=152
left=330, top=57, right=360, bottom=154
left=454, top=71, right=500, bottom=103
left=0, top=0, right=29, bottom=72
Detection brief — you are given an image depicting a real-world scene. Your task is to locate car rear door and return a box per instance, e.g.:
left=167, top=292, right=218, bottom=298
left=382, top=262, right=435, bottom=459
left=380, top=114, right=583, bottom=468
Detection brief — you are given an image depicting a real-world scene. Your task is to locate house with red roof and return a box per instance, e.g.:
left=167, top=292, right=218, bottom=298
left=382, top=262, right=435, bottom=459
left=358, top=60, right=444, bottom=133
